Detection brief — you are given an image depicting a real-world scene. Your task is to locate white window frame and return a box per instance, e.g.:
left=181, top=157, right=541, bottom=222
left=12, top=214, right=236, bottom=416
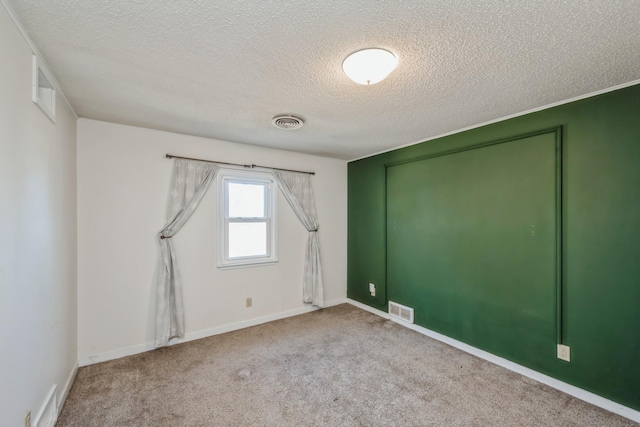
left=217, top=169, right=277, bottom=269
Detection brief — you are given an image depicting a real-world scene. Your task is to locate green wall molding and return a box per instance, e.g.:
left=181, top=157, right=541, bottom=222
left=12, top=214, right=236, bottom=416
left=348, top=84, right=640, bottom=410
left=384, top=126, right=565, bottom=344
left=384, top=126, right=562, bottom=168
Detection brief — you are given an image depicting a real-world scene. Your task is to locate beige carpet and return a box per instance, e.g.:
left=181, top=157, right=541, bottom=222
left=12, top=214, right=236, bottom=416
left=57, top=304, right=635, bottom=426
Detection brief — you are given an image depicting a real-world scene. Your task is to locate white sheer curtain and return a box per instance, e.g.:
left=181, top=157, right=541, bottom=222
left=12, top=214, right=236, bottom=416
left=155, top=159, right=220, bottom=348
left=273, top=171, right=324, bottom=307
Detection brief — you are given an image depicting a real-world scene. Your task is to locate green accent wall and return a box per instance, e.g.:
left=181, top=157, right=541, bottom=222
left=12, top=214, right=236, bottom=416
left=347, top=84, right=640, bottom=410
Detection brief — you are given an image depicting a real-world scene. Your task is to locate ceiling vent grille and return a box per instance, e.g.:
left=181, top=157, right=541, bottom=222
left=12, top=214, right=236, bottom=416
left=389, top=301, right=414, bottom=324
left=272, top=115, right=304, bottom=130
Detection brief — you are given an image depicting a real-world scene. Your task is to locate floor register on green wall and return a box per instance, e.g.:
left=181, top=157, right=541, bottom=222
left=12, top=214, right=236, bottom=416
left=348, top=84, right=640, bottom=416
left=388, top=301, right=414, bottom=324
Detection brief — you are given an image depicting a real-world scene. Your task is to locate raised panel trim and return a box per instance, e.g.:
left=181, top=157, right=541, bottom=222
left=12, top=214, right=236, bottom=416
left=384, top=126, right=564, bottom=344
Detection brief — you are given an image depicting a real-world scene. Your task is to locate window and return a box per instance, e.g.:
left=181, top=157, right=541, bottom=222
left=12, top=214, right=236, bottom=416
left=218, top=170, right=277, bottom=268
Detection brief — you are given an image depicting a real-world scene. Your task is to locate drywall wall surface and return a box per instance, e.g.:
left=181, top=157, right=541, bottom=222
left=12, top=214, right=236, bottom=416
left=348, top=84, right=640, bottom=410
left=387, top=131, right=559, bottom=371
left=77, top=119, right=347, bottom=359
left=0, top=5, right=78, bottom=426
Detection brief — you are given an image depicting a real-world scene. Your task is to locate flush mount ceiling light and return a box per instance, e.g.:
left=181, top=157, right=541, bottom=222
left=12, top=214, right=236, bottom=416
left=342, top=48, right=398, bottom=85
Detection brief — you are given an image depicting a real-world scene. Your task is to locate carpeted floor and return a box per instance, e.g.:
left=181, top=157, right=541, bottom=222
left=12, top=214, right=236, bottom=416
left=57, top=304, right=635, bottom=426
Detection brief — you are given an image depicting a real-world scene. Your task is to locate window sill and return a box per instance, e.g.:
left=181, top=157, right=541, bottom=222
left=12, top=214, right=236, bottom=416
left=217, top=259, right=279, bottom=270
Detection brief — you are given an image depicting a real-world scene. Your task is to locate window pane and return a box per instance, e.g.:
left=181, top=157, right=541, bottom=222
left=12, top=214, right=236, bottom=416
left=229, top=222, right=267, bottom=258
left=228, top=182, right=265, bottom=218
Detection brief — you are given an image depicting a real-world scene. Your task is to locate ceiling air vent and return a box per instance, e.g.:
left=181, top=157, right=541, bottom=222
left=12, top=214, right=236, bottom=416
left=389, top=301, right=414, bottom=324
left=272, top=115, right=304, bottom=130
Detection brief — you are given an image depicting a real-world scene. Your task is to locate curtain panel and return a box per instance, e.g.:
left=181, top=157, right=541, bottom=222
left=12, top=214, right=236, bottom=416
left=155, top=159, right=220, bottom=348
left=273, top=171, right=324, bottom=307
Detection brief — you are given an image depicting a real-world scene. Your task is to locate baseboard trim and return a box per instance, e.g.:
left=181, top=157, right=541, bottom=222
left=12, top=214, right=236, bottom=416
left=347, top=298, right=391, bottom=319
left=345, top=298, right=640, bottom=423
left=79, top=297, right=347, bottom=367
left=57, top=361, right=78, bottom=417
left=33, top=384, right=57, bottom=427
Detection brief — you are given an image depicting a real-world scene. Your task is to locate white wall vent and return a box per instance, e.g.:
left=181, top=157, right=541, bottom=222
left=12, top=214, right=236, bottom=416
left=32, top=55, right=56, bottom=123
left=388, top=301, right=414, bottom=324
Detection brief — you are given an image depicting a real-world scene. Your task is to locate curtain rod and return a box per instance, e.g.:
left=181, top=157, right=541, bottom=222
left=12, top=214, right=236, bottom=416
left=165, top=154, right=315, bottom=175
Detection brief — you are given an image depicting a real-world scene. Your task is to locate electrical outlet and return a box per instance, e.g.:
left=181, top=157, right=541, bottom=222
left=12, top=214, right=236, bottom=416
left=369, top=282, right=376, bottom=297
left=24, top=410, right=31, bottom=427
left=246, top=297, right=252, bottom=308
left=557, top=344, right=570, bottom=362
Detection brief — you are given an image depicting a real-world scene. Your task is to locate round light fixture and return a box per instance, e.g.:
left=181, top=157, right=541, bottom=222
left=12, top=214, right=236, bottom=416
left=342, top=48, right=398, bottom=85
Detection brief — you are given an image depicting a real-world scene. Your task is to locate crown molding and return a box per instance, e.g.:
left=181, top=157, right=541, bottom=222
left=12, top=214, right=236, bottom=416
left=349, top=79, right=640, bottom=162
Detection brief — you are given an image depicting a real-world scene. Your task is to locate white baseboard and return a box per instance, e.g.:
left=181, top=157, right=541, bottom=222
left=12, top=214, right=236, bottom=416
left=347, top=298, right=391, bottom=319
left=345, top=298, right=640, bottom=423
left=57, top=361, right=78, bottom=418
left=79, top=297, right=347, bottom=367
left=33, top=384, right=57, bottom=427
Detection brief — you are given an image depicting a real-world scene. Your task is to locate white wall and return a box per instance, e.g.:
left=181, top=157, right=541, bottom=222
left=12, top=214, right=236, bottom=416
left=0, top=4, right=78, bottom=426
left=77, top=119, right=347, bottom=361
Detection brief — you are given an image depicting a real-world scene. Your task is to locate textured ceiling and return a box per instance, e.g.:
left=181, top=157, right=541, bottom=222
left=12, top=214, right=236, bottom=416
left=7, top=0, right=640, bottom=160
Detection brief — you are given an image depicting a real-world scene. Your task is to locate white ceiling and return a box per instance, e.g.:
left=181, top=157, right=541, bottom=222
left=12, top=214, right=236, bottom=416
left=7, top=0, right=640, bottom=160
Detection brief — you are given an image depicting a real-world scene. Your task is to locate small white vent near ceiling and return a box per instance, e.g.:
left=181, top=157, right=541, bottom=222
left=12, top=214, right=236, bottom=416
left=389, top=301, right=414, bottom=324
left=32, top=55, right=56, bottom=123
left=272, top=115, right=304, bottom=130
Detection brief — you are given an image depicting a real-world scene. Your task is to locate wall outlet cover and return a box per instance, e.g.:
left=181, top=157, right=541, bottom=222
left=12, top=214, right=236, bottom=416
left=557, top=344, right=571, bottom=362
left=246, top=297, right=252, bottom=308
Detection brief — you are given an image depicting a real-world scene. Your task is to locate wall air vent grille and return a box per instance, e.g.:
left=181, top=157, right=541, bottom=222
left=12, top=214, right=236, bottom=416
left=272, top=115, right=304, bottom=130
left=388, top=301, right=414, bottom=324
